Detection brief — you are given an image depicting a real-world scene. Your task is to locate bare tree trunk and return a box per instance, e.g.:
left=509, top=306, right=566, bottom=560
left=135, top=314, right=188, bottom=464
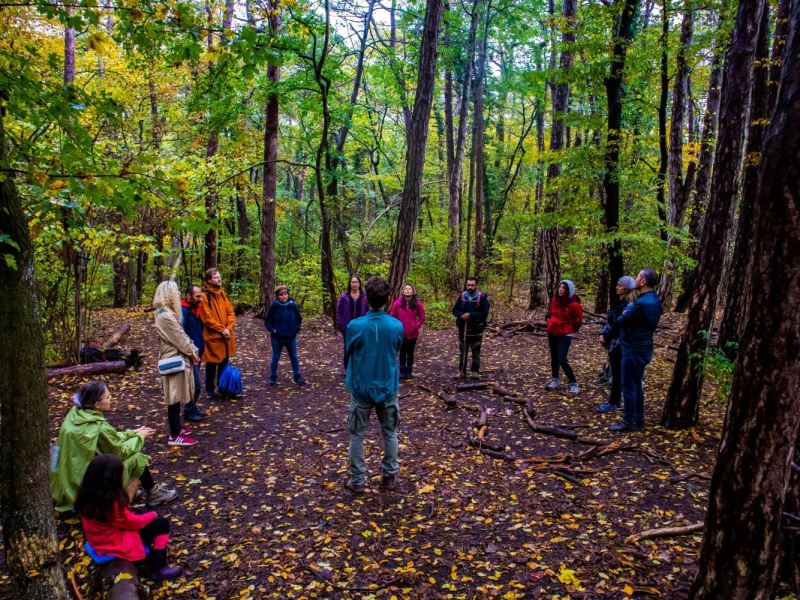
left=0, top=97, right=69, bottom=600
left=388, top=0, right=444, bottom=295
left=655, top=0, right=669, bottom=244
left=472, top=2, right=490, bottom=275
left=690, top=8, right=800, bottom=595
left=662, top=0, right=766, bottom=430
left=660, top=4, right=695, bottom=308
left=602, top=0, right=640, bottom=308
left=718, top=0, right=786, bottom=356
left=675, top=50, right=723, bottom=312
left=259, top=0, right=280, bottom=314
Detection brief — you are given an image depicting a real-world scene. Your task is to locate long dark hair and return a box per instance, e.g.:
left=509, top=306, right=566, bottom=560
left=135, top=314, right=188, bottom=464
left=76, top=381, right=108, bottom=409
left=401, top=284, right=418, bottom=310
left=74, top=454, right=129, bottom=522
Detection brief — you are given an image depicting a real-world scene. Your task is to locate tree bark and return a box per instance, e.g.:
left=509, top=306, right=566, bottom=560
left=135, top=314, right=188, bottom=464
left=472, top=2, right=490, bottom=275
left=718, top=0, right=786, bottom=356
left=675, top=50, right=723, bottom=313
left=660, top=4, right=695, bottom=308
left=690, top=7, right=800, bottom=595
left=0, top=96, right=69, bottom=600
left=259, top=0, right=281, bottom=314
left=662, top=0, right=766, bottom=430
left=602, top=0, right=640, bottom=308
left=655, top=0, right=669, bottom=245
left=388, top=0, right=444, bottom=295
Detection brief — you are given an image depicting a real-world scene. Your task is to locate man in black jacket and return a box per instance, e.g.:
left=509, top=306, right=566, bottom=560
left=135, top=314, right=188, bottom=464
left=452, top=277, right=490, bottom=376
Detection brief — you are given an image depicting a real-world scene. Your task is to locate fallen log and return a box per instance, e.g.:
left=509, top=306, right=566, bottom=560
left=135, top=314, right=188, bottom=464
left=489, top=383, right=519, bottom=397
left=436, top=391, right=458, bottom=410
left=47, top=360, right=128, bottom=379
left=456, top=381, right=488, bottom=392
left=101, top=323, right=131, bottom=350
left=624, top=522, right=704, bottom=544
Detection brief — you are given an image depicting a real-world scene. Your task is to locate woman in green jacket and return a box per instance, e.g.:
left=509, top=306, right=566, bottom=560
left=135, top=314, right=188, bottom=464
left=50, top=381, right=178, bottom=512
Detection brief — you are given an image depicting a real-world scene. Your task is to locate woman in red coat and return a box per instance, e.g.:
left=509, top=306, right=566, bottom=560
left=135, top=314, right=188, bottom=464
left=545, top=279, right=583, bottom=395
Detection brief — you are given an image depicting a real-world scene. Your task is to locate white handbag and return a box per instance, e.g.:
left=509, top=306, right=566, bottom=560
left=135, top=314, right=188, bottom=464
left=157, top=356, right=186, bottom=376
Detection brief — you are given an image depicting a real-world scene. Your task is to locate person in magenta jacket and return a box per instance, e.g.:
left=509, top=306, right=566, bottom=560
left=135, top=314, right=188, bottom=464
left=545, top=279, right=583, bottom=395
left=336, top=274, right=368, bottom=373
left=389, top=284, right=426, bottom=379
left=76, top=453, right=182, bottom=580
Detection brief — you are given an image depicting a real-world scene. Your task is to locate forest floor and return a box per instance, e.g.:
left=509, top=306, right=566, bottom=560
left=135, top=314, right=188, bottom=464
left=1, top=304, right=727, bottom=599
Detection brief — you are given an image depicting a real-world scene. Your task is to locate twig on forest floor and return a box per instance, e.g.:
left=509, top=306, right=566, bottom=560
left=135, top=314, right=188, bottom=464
left=302, top=561, right=404, bottom=592
left=322, top=427, right=347, bottom=434
left=669, top=471, right=711, bottom=483
left=624, top=522, right=704, bottom=544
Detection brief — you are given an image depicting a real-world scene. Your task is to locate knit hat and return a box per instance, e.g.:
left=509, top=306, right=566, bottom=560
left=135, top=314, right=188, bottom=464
left=618, top=275, right=636, bottom=290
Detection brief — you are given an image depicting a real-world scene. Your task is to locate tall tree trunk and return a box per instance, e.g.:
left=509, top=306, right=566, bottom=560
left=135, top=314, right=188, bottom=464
left=0, top=96, right=70, bottom=600
left=259, top=0, right=280, bottom=314
left=445, top=0, right=480, bottom=291
left=388, top=0, right=444, bottom=295
left=655, top=0, right=669, bottom=244
left=661, top=0, right=766, bottom=430
left=313, top=0, right=338, bottom=320
left=675, top=50, right=723, bottom=312
left=472, top=2, right=490, bottom=275
left=718, top=0, right=786, bottom=356
left=660, top=5, right=695, bottom=308
left=602, top=0, right=640, bottom=308
left=690, top=7, right=800, bottom=595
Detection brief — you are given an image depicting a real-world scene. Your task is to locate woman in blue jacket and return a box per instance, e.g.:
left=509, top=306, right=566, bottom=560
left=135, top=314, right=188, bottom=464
left=264, top=285, right=306, bottom=386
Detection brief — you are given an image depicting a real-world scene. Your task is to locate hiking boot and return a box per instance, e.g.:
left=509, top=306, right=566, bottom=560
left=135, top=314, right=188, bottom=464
left=568, top=382, right=580, bottom=395
left=145, top=484, right=178, bottom=507
left=268, top=376, right=277, bottom=386
left=609, top=422, right=640, bottom=433
left=596, top=402, right=620, bottom=413
left=183, top=409, right=202, bottom=422
left=545, top=378, right=560, bottom=390
left=380, top=474, right=397, bottom=490
left=148, top=548, right=183, bottom=580
left=167, top=434, right=197, bottom=447
left=294, top=375, right=307, bottom=385
left=344, top=480, right=364, bottom=494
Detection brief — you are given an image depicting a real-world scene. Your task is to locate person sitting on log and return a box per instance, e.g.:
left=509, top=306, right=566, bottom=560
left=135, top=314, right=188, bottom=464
left=76, top=453, right=183, bottom=580
left=51, top=381, right=178, bottom=513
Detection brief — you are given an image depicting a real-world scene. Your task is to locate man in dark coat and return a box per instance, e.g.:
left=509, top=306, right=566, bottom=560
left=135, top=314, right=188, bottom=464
left=609, top=268, right=663, bottom=432
left=452, top=277, right=491, bottom=376
left=181, top=285, right=205, bottom=422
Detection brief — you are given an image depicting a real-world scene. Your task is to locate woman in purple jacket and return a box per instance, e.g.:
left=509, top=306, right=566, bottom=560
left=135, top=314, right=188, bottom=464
left=336, top=274, right=368, bottom=373
left=389, top=284, right=426, bottom=379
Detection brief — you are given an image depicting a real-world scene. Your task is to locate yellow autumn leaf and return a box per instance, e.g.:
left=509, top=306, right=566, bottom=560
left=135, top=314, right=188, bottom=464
left=417, top=484, right=435, bottom=494
left=557, top=565, right=581, bottom=587
left=624, top=584, right=635, bottom=596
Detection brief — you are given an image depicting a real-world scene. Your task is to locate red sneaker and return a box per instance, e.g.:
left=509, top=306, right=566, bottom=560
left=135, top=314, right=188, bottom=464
left=167, top=434, right=197, bottom=447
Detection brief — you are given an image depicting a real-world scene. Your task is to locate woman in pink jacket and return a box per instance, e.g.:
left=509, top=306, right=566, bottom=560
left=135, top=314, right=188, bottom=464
left=389, top=284, right=426, bottom=379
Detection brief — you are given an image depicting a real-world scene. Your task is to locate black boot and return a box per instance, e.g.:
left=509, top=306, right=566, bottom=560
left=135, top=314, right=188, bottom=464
left=148, top=548, right=183, bottom=580
left=183, top=401, right=203, bottom=422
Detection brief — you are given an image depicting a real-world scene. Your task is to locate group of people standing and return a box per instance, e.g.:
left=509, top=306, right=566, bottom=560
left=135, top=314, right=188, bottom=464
left=542, top=269, right=663, bottom=432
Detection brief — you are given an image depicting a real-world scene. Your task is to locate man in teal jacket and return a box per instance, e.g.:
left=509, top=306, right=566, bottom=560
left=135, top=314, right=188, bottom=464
left=344, top=276, right=405, bottom=492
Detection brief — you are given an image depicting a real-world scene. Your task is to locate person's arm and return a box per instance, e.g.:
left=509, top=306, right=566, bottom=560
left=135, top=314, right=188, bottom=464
left=389, top=300, right=399, bottom=318
left=225, top=294, right=236, bottom=331
left=159, top=312, right=198, bottom=357
left=199, top=295, right=226, bottom=334
left=336, top=295, right=347, bottom=333
left=573, top=301, right=583, bottom=332
left=295, top=304, right=302, bottom=331
left=417, top=302, right=426, bottom=326
left=111, top=504, right=157, bottom=531
left=264, top=304, right=275, bottom=333
left=452, top=296, right=464, bottom=319
left=97, top=422, right=144, bottom=462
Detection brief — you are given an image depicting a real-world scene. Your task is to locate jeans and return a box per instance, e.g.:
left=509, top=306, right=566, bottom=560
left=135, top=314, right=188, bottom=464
left=548, top=333, right=576, bottom=382
left=458, top=331, right=483, bottom=372
left=270, top=336, right=301, bottom=379
left=609, top=345, right=622, bottom=406
left=621, top=346, right=653, bottom=426
left=399, top=338, right=417, bottom=368
left=347, top=395, right=400, bottom=487
left=206, top=359, right=229, bottom=393
left=191, top=364, right=201, bottom=403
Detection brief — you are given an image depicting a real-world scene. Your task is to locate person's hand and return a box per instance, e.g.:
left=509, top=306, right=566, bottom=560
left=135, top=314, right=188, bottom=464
left=222, top=328, right=231, bottom=338
left=460, top=313, right=470, bottom=321
left=192, top=352, right=200, bottom=364
left=134, top=426, right=155, bottom=439
left=598, top=334, right=606, bottom=347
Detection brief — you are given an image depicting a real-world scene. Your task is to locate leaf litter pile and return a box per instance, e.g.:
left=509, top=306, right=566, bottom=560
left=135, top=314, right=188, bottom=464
left=2, top=307, right=725, bottom=599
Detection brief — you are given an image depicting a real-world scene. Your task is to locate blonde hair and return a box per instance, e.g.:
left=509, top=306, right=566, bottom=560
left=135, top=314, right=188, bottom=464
left=152, top=280, right=182, bottom=322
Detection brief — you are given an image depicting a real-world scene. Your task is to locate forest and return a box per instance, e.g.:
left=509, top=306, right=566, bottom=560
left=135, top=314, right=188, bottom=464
left=0, top=0, right=799, bottom=597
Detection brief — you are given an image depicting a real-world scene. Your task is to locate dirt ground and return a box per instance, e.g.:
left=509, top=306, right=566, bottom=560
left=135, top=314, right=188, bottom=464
left=0, top=305, right=725, bottom=599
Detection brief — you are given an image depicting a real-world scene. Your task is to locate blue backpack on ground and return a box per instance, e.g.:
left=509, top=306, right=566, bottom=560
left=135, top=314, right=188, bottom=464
left=218, top=362, right=243, bottom=396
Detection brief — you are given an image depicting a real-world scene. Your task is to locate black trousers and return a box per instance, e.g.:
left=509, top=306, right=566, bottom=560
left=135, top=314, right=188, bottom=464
left=399, top=338, right=417, bottom=368
left=548, top=333, right=576, bottom=382
left=608, top=345, right=622, bottom=406
left=205, top=359, right=229, bottom=392
left=138, top=516, right=170, bottom=548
